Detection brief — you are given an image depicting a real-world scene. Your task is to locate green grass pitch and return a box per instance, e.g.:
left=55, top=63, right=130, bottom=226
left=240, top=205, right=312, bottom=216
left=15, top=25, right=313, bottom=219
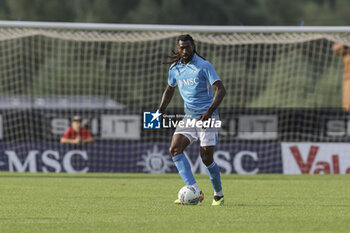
left=1, top=173, right=350, bottom=233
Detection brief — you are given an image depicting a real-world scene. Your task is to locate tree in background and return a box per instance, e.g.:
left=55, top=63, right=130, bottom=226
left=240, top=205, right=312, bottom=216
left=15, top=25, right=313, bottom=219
left=0, top=0, right=349, bottom=26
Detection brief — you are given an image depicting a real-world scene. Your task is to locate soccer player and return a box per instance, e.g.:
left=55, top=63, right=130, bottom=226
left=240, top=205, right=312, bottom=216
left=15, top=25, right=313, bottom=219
left=332, top=43, right=350, bottom=110
left=158, top=34, right=226, bottom=206
left=60, top=116, right=94, bottom=144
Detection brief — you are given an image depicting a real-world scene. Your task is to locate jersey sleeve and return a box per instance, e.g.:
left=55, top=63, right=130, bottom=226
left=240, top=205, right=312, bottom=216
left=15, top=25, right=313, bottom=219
left=61, top=127, right=72, bottom=139
left=82, top=128, right=93, bottom=139
left=168, top=68, right=177, bottom=87
left=202, top=62, right=220, bottom=85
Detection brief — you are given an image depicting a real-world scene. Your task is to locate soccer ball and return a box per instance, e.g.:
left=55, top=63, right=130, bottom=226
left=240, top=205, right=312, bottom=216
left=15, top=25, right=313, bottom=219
left=178, top=185, right=200, bottom=205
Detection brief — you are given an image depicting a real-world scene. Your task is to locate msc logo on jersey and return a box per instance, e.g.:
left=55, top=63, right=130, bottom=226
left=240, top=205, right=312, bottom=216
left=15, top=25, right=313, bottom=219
left=143, top=110, right=161, bottom=129
left=178, top=77, right=199, bottom=87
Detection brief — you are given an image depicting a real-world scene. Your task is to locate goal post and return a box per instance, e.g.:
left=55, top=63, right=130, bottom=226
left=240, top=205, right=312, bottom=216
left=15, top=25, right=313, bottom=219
left=0, top=21, right=349, bottom=174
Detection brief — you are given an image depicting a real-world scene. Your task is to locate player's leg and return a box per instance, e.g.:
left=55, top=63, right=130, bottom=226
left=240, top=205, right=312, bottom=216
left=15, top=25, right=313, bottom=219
left=200, top=146, right=223, bottom=194
left=200, top=146, right=224, bottom=205
left=199, top=117, right=224, bottom=205
left=169, top=134, right=196, bottom=186
left=200, top=147, right=222, bottom=192
left=170, top=134, right=204, bottom=204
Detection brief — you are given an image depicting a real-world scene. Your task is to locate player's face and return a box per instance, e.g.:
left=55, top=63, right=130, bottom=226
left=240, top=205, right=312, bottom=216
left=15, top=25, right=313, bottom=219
left=72, top=121, right=81, bottom=132
left=177, top=40, right=194, bottom=64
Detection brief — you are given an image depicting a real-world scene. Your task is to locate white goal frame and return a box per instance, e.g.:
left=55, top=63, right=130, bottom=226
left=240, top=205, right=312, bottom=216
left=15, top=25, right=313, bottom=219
left=0, top=20, right=349, bottom=33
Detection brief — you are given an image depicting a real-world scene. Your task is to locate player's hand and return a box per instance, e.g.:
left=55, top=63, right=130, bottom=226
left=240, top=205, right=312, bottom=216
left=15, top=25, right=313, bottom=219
left=73, top=137, right=82, bottom=144
left=332, top=43, right=347, bottom=55
left=332, top=43, right=342, bottom=51
left=198, top=112, right=212, bottom=129
left=198, top=111, right=212, bottom=122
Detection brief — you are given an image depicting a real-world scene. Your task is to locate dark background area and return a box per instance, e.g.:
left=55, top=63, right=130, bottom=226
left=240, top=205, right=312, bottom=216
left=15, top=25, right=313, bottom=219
left=0, top=0, right=349, bottom=26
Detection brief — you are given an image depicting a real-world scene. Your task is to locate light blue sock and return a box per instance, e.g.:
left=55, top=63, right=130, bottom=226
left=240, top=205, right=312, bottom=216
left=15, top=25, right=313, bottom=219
left=172, top=153, right=196, bottom=185
left=207, top=161, right=222, bottom=193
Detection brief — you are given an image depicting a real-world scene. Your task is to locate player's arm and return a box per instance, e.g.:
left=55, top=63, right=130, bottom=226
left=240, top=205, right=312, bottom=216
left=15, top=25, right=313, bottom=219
left=60, top=137, right=80, bottom=144
left=198, top=80, right=226, bottom=121
left=82, top=130, right=94, bottom=143
left=82, top=137, right=93, bottom=143
left=60, top=128, right=81, bottom=144
left=159, top=84, right=175, bottom=113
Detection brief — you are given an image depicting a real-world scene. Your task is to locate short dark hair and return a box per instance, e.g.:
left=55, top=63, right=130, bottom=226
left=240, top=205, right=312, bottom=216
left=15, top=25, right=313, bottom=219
left=72, top=115, right=82, bottom=122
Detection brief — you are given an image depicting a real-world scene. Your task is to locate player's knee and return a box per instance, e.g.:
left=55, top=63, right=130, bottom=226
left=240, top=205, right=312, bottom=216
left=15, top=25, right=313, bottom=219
left=169, top=146, right=183, bottom=157
left=201, top=156, right=213, bottom=167
left=200, top=151, right=213, bottom=166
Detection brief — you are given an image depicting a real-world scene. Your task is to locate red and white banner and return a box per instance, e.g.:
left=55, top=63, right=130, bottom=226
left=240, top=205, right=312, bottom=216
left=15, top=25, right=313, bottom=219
left=282, top=143, right=350, bottom=174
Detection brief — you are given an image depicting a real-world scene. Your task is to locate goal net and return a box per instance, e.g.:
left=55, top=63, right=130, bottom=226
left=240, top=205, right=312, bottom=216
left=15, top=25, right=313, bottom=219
left=0, top=23, right=349, bottom=174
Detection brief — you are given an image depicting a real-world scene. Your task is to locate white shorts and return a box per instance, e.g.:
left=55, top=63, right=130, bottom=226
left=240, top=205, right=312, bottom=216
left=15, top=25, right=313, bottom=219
left=174, top=115, right=219, bottom=147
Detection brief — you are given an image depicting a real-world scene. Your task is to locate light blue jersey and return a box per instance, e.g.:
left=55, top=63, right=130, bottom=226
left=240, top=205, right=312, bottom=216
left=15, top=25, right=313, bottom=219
left=168, top=53, right=220, bottom=118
